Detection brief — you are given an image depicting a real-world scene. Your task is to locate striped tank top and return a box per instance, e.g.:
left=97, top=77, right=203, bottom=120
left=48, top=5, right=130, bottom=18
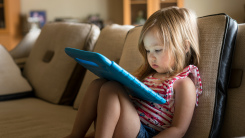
left=131, top=65, right=202, bottom=131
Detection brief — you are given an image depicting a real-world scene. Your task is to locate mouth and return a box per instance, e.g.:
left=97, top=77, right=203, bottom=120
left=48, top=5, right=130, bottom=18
left=151, top=64, right=159, bottom=69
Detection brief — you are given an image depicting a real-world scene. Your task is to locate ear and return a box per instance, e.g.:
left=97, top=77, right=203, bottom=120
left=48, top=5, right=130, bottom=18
left=184, top=40, right=191, bottom=53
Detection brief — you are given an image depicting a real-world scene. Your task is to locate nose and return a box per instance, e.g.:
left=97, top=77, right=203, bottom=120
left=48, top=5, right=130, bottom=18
left=148, top=52, right=156, bottom=61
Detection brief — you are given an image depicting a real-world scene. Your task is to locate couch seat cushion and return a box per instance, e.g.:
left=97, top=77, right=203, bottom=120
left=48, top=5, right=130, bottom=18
left=0, top=98, right=77, bottom=138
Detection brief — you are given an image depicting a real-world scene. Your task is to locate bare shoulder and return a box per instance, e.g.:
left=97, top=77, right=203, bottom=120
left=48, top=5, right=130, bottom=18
left=173, top=77, right=195, bottom=95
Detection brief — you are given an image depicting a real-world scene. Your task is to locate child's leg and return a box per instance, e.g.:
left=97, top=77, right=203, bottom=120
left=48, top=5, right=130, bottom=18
left=66, top=78, right=108, bottom=138
left=95, top=81, right=141, bottom=138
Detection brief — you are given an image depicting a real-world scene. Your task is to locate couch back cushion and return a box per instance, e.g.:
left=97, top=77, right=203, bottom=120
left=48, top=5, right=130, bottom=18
left=221, top=24, right=245, bottom=138
left=119, top=26, right=143, bottom=73
left=73, top=24, right=134, bottom=109
left=118, top=14, right=237, bottom=137
left=23, top=22, right=100, bottom=104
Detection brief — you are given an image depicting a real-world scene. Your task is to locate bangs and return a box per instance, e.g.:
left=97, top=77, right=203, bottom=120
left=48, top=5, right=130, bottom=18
left=151, top=26, right=170, bottom=51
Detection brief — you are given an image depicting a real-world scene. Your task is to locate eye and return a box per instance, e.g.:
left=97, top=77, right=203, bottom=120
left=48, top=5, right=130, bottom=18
left=155, top=49, right=162, bottom=53
left=145, top=50, right=150, bottom=53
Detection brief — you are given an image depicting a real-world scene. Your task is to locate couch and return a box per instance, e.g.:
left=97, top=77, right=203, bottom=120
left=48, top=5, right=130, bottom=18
left=0, top=13, right=243, bottom=138
left=9, top=29, right=41, bottom=69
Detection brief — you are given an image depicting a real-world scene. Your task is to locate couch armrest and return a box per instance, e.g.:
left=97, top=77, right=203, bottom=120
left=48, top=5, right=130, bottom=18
left=0, top=45, right=32, bottom=101
left=9, top=29, right=41, bottom=69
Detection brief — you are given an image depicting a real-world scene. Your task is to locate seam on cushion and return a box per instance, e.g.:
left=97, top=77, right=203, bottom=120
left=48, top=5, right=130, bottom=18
left=209, top=14, right=238, bottom=138
left=198, top=13, right=226, bottom=19
left=0, top=91, right=34, bottom=101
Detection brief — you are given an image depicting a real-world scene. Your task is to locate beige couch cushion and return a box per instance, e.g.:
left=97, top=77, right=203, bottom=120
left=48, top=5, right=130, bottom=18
left=23, top=22, right=100, bottom=104
left=119, top=26, right=143, bottom=73
left=0, top=45, right=32, bottom=100
left=9, top=29, right=41, bottom=68
left=221, top=24, right=245, bottom=137
left=0, top=98, right=77, bottom=138
left=118, top=14, right=237, bottom=137
left=73, top=24, right=134, bottom=109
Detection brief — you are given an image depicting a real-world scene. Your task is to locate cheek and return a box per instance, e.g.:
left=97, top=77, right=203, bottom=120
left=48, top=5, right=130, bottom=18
left=147, top=53, right=152, bottom=60
left=159, top=53, right=171, bottom=64
left=165, top=54, right=175, bottom=67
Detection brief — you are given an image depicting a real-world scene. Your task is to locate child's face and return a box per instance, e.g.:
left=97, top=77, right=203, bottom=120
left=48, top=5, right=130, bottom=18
left=143, top=29, right=174, bottom=74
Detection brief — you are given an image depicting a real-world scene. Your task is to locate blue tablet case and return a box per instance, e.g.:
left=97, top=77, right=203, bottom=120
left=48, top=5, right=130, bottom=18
left=65, top=47, right=166, bottom=104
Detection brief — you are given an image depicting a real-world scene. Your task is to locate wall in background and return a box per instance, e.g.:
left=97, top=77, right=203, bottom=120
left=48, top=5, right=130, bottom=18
left=185, top=0, right=245, bottom=23
left=20, top=0, right=123, bottom=24
left=21, top=0, right=244, bottom=25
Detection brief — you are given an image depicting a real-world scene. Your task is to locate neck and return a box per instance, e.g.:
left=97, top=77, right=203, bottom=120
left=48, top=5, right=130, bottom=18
left=153, top=72, right=170, bottom=79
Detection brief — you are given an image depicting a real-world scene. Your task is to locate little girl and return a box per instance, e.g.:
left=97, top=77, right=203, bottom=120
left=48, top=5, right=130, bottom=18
left=66, top=6, right=202, bottom=138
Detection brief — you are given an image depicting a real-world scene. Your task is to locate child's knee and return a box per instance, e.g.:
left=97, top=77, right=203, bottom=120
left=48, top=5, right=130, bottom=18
left=85, top=79, right=108, bottom=97
left=100, top=81, right=123, bottom=94
left=90, top=78, right=108, bottom=86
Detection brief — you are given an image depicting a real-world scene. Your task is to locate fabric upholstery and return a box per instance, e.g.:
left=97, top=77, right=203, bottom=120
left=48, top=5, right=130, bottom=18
left=9, top=29, right=41, bottom=68
left=221, top=24, right=245, bottom=138
left=73, top=24, right=134, bottom=109
left=117, top=14, right=237, bottom=138
left=0, top=45, right=32, bottom=101
left=119, top=26, right=143, bottom=73
left=0, top=98, right=77, bottom=138
left=23, top=22, right=100, bottom=104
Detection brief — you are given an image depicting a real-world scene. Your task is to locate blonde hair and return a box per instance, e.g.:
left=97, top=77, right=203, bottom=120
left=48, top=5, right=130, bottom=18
left=134, top=7, right=200, bottom=81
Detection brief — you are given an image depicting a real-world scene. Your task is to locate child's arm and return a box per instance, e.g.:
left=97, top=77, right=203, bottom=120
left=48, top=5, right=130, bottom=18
left=153, top=77, right=196, bottom=138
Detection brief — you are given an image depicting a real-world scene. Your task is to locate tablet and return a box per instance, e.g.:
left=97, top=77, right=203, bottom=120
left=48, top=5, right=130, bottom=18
left=65, top=47, right=166, bottom=104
